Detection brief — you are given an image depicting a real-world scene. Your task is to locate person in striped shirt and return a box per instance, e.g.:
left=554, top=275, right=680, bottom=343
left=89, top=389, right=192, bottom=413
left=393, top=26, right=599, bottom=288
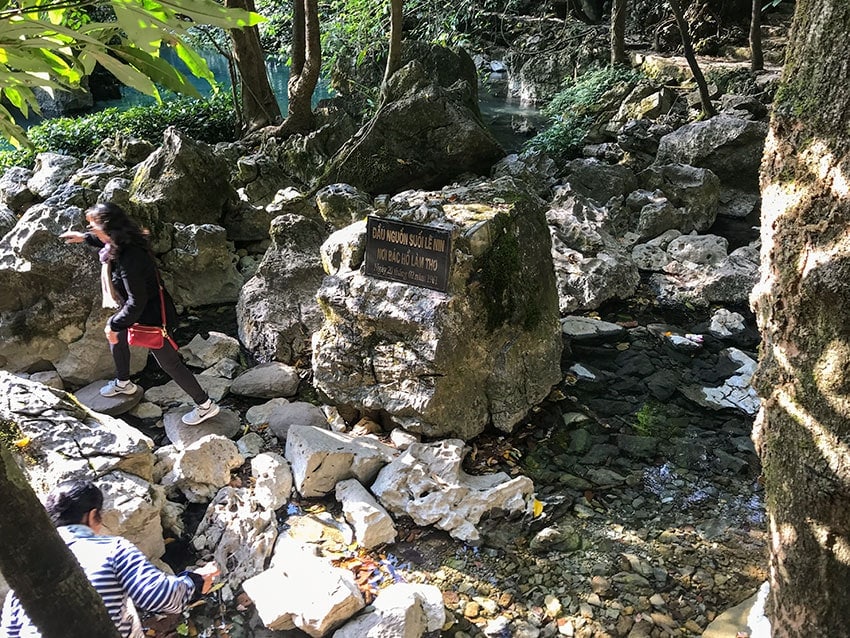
left=0, top=480, right=219, bottom=638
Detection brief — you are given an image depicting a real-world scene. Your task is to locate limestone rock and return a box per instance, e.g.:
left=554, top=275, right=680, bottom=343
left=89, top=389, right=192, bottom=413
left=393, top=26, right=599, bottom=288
left=161, top=223, right=244, bottom=307
left=335, top=478, right=397, bottom=549
left=313, top=177, right=562, bottom=439
left=161, top=434, right=244, bottom=502
left=230, top=362, right=300, bottom=398
left=285, top=425, right=396, bottom=497
left=370, top=439, right=535, bottom=542
left=243, top=548, right=365, bottom=636
left=321, top=44, right=503, bottom=194
left=129, top=126, right=237, bottom=227
left=237, top=213, right=327, bottom=364
left=194, top=486, right=278, bottom=589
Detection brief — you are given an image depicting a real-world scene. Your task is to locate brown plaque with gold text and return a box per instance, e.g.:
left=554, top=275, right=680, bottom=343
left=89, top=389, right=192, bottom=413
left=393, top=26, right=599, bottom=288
left=364, top=216, right=452, bottom=292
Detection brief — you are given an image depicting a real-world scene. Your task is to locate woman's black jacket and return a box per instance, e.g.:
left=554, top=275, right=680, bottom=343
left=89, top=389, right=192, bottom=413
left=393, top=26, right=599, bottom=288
left=85, top=234, right=179, bottom=333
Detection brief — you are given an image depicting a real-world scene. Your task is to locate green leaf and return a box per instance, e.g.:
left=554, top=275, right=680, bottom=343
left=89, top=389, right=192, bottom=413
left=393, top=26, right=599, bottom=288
left=158, top=0, right=266, bottom=28
left=0, top=104, right=32, bottom=149
left=111, top=2, right=165, bottom=52
left=171, top=40, right=215, bottom=89
left=86, top=49, right=160, bottom=100
left=114, top=45, right=202, bottom=98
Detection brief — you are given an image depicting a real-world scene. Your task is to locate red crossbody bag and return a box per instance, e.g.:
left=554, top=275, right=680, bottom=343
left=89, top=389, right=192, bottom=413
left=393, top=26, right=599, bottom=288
left=127, top=270, right=179, bottom=350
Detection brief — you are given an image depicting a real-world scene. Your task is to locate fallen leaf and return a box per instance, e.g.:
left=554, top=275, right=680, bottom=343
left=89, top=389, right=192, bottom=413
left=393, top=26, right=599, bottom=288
left=533, top=499, right=544, bottom=517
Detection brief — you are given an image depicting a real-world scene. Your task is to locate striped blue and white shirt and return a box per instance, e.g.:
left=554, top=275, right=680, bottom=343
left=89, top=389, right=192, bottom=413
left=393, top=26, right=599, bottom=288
left=0, top=525, right=198, bottom=638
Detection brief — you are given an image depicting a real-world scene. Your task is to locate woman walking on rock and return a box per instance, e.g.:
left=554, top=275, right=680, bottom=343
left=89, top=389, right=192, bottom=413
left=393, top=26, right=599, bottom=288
left=61, top=202, right=219, bottom=425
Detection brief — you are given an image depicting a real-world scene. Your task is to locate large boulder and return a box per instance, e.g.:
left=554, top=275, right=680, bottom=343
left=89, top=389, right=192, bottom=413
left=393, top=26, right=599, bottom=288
left=161, top=223, right=244, bottom=307
left=0, top=372, right=164, bottom=557
left=130, top=127, right=238, bottom=230
left=0, top=202, right=146, bottom=380
left=312, top=176, right=562, bottom=439
left=321, top=45, right=504, bottom=194
left=237, top=214, right=328, bottom=364
left=654, top=114, right=767, bottom=196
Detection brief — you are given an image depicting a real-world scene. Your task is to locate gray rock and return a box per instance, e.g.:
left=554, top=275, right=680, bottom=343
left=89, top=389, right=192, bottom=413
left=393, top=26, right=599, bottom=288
left=230, top=362, right=300, bottom=398
left=237, top=214, right=327, bottom=365
left=313, top=177, right=562, bottom=439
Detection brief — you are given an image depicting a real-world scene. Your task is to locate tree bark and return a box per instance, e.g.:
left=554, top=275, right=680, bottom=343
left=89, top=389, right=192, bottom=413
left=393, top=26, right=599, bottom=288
left=271, top=0, right=319, bottom=137
left=753, top=0, right=850, bottom=634
left=225, top=0, right=281, bottom=133
left=0, top=444, right=120, bottom=638
left=611, top=0, right=628, bottom=66
left=750, top=0, right=763, bottom=71
left=380, top=0, right=404, bottom=103
left=668, top=0, right=717, bottom=117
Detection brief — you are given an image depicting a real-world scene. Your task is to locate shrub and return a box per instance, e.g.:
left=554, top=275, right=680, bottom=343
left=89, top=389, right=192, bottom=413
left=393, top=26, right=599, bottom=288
left=525, top=66, right=643, bottom=163
left=633, top=400, right=680, bottom=440
left=0, top=91, right=238, bottom=171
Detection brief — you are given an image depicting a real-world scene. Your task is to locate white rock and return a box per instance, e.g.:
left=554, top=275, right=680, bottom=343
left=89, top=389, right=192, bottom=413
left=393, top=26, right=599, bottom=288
left=285, top=425, right=396, bottom=497
left=252, top=452, right=293, bottom=511
left=335, top=478, right=396, bottom=549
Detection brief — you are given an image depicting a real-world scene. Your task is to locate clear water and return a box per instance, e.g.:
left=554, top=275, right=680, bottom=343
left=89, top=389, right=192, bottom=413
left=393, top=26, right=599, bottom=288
left=10, top=47, right=545, bottom=154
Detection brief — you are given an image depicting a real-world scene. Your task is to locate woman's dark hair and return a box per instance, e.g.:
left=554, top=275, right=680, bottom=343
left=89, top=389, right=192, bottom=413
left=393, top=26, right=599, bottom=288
left=86, top=202, right=149, bottom=256
left=45, top=480, right=104, bottom=527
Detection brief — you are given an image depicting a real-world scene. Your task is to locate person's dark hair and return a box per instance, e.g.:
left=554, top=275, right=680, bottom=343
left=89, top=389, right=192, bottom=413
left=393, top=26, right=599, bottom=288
left=45, top=480, right=104, bottom=527
left=86, top=202, right=149, bottom=257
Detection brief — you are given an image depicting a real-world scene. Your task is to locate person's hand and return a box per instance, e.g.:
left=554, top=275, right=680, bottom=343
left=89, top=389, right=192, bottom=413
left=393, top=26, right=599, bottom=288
left=193, top=561, right=220, bottom=594
left=60, top=230, right=85, bottom=244
left=104, top=325, right=119, bottom=344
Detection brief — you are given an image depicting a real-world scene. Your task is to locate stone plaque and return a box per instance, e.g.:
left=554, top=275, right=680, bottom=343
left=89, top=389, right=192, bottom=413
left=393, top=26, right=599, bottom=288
left=364, top=216, right=452, bottom=292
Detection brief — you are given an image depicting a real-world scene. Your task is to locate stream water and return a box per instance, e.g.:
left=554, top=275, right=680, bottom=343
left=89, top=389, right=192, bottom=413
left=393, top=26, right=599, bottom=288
left=15, top=49, right=543, bottom=153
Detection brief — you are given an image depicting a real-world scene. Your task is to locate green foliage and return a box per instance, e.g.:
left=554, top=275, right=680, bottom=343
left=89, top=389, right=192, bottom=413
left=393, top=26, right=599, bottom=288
left=405, top=0, right=522, bottom=46
left=0, top=0, right=263, bottom=148
left=525, top=66, right=643, bottom=163
left=0, top=92, right=237, bottom=171
left=633, top=400, right=679, bottom=439
left=320, top=0, right=390, bottom=83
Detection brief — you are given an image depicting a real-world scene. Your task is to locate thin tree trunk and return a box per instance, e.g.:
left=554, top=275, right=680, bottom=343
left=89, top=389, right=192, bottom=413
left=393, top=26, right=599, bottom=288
left=225, top=0, right=281, bottom=133
left=668, top=0, right=717, bottom=117
left=0, top=444, right=120, bottom=638
left=380, top=0, right=404, bottom=103
left=611, top=0, right=628, bottom=65
left=290, top=0, right=305, bottom=78
left=750, top=0, right=763, bottom=71
left=271, top=0, right=319, bottom=137
left=753, top=0, right=850, bottom=633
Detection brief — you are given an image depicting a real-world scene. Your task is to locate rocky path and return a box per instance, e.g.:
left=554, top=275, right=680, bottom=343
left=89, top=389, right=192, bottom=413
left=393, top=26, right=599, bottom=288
left=162, top=302, right=767, bottom=638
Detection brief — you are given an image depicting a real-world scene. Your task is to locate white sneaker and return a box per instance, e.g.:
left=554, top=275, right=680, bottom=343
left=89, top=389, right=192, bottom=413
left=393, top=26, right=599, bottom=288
left=100, top=379, right=139, bottom=397
left=181, top=401, right=220, bottom=425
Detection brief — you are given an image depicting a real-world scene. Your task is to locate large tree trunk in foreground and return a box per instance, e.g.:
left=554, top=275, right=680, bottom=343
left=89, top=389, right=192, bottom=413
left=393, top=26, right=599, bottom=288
left=752, top=1, right=850, bottom=634
left=226, top=0, right=281, bottom=132
left=0, top=443, right=119, bottom=638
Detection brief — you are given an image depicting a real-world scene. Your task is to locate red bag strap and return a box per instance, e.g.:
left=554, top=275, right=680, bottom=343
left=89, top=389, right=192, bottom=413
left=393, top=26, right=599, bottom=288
left=152, top=265, right=178, bottom=350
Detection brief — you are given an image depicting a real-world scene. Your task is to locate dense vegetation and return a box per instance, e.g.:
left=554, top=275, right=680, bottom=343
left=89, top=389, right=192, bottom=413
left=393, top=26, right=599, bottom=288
left=0, top=92, right=236, bottom=171
left=526, top=66, right=644, bottom=162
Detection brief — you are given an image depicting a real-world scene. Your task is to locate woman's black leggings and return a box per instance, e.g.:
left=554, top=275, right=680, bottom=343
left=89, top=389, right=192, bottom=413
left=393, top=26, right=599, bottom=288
left=111, top=329, right=208, bottom=405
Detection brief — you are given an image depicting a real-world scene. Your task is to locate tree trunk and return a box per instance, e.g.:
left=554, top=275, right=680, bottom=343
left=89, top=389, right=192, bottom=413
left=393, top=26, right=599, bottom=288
left=271, top=0, right=319, bottom=137
left=750, top=0, right=763, bottom=71
left=611, top=0, right=627, bottom=66
left=753, top=1, right=850, bottom=634
left=0, top=444, right=120, bottom=638
left=225, top=0, right=281, bottom=133
left=380, top=0, right=404, bottom=103
left=668, top=0, right=717, bottom=117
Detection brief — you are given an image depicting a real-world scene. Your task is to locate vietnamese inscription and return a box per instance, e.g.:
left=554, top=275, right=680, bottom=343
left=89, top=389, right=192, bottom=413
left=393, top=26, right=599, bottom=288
left=365, top=216, right=452, bottom=292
